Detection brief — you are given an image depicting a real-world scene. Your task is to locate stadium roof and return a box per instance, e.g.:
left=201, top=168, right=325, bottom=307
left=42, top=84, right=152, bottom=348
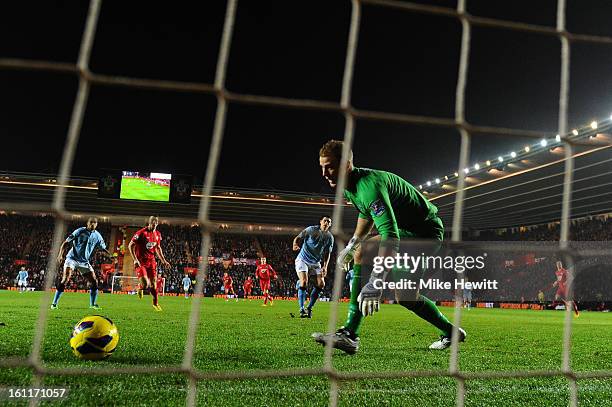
left=431, top=135, right=612, bottom=231
left=0, top=172, right=357, bottom=231
left=1, top=130, right=611, bottom=232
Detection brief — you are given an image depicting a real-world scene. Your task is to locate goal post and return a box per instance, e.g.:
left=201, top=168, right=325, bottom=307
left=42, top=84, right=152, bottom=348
left=111, top=276, right=165, bottom=296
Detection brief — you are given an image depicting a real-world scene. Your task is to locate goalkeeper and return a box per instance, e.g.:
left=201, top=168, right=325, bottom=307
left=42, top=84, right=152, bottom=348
left=313, top=140, right=466, bottom=354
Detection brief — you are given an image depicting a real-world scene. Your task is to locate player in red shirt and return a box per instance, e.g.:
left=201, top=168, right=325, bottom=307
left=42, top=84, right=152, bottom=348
left=156, top=273, right=164, bottom=296
left=255, top=257, right=277, bottom=306
left=223, top=272, right=237, bottom=301
left=551, top=261, right=579, bottom=316
left=127, top=216, right=171, bottom=311
left=243, top=276, right=254, bottom=300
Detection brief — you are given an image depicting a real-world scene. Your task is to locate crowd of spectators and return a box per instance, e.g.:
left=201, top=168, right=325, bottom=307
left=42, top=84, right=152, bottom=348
left=462, top=216, right=612, bottom=310
left=0, top=214, right=609, bottom=308
left=207, top=233, right=258, bottom=258
left=477, top=216, right=612, bottom=241
left=0, top=214, right=111, bottom=291
left=417, top=253, right=610, bottom=312
left=0, top=214, right=53, bottom=290
left=156, top=224, right=193, bottom=267
left=471, top=257, right=611, bottom=309
left=0, top=215, right=313, bottom=297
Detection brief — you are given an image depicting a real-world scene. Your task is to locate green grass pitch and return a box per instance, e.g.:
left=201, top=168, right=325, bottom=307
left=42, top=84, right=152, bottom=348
left=0, top=291, right=610, bottom=406
left=119, top=177, right=170, bottom=202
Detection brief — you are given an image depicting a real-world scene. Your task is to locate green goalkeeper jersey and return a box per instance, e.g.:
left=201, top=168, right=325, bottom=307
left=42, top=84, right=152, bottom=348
left=343, top=167, right=443, bottom=241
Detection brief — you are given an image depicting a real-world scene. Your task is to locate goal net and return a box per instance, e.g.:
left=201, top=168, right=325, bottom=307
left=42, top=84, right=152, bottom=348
left=111, top=276, right=165, bottom=296
left=1, top=0, right=612, bottom=406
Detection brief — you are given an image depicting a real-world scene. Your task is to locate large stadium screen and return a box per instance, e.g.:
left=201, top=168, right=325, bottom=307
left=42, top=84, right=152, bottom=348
left=119, top=171, right=172, bottom=202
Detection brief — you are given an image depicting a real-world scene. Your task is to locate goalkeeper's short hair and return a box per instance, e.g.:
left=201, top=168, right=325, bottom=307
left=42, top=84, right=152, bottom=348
left=319, top=139, right=353, bottom=162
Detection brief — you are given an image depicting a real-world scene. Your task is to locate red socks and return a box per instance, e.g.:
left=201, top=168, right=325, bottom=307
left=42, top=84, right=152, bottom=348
left=151, top=287, right=158, bottom=306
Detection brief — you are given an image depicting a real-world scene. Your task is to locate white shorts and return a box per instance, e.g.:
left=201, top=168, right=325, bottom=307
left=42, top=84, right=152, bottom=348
left=295, top=257, right=323, bottom=276
left=64, top=258, right=94, bottom=275
left=18, top=280, right=27, bottom=287
left=183, top=285, right=190, bottom=291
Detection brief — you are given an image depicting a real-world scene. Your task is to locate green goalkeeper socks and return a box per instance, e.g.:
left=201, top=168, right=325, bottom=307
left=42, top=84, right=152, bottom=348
left=343, top=264, right=363, bottom=336
left=342, top=265, right=453, bottom=338
left=403, top=295, right=453, bottom=337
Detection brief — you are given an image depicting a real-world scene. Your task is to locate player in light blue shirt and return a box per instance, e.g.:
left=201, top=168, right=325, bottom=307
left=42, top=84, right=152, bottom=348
left=292, top=216, right=334, bottom=318
left=16, top=266, right=29, bottom=293
left=52, top=217, right=113, bottom=310
left=182, top=274, right=192, bottom=298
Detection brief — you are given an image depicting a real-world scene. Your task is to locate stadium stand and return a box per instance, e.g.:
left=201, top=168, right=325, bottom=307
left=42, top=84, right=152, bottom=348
left=0, top=213, right=609, bottom=311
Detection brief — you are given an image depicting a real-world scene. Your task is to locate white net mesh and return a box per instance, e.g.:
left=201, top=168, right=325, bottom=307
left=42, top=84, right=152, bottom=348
left=0, top=0, right=611, bottom=406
